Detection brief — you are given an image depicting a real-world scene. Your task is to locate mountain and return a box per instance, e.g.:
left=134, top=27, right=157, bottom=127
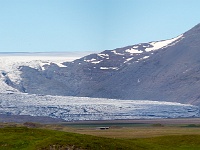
left=3, top=23, right=200, bottom=106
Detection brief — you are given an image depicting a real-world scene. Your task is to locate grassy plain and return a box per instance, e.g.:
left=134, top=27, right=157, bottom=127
left=1, top=119, right=200, bottom=150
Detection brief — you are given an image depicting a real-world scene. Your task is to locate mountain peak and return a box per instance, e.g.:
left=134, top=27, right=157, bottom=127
left=184, top=23, right=200, bottom=36
left=192, top=23, right=200, bottom=30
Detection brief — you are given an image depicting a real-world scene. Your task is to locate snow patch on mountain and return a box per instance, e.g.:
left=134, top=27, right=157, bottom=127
left=138, top=56, right=150, bottom=61
left=145, top=34, right=184, bottom=52
left=100, top=67, right=119, bottom=70
left=124, top=57, right=134, bottom=63
left=91, top=60, right=103, bottom=64
left=98, top=53, right=109, bottom=58
left=125, top=48, right=143, bottom=54
left=112, top=50, right=124, bottom=55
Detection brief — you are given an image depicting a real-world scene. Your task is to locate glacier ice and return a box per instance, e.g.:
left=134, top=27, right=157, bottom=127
left=0, top=93, right=198, bottom=121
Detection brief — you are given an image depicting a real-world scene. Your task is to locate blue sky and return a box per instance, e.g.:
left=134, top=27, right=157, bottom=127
left=0, top=0, right=200, bottom=52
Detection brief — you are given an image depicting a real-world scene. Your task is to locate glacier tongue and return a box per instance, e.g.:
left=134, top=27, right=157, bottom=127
left=0, top=53, right=86, bottom=93
left=0, top=93, right=198, bottom=121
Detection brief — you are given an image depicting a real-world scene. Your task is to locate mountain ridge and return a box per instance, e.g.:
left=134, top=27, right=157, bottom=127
left=2, top=23, right=200, bottom=106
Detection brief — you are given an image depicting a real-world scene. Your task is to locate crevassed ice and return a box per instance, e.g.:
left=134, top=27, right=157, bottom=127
left=0, top=55, right=80, bottom=93
left=0, top=93, right=198, bottom=121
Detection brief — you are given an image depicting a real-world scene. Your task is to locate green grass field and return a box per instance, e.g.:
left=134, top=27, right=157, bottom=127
left=1, top=122, right=200, bottom=150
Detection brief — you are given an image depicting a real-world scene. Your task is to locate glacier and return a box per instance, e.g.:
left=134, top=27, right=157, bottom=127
left=0, top=93, right=198, bottom=121
left=0, top=52, right=199, bottom=121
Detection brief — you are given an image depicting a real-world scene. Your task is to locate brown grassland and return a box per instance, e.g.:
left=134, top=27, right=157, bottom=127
left=52, top=118, right=200, bottom=138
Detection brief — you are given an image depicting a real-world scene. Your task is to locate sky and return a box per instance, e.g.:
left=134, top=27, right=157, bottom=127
left=0, top=0, right=200, bottom=53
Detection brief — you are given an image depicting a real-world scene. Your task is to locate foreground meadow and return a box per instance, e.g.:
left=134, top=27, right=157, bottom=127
left=1, top=120, right=200, bottom=150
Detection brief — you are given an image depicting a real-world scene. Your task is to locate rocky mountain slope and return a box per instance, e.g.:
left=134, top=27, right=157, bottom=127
left=2, top=24, right=200, bottom=106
